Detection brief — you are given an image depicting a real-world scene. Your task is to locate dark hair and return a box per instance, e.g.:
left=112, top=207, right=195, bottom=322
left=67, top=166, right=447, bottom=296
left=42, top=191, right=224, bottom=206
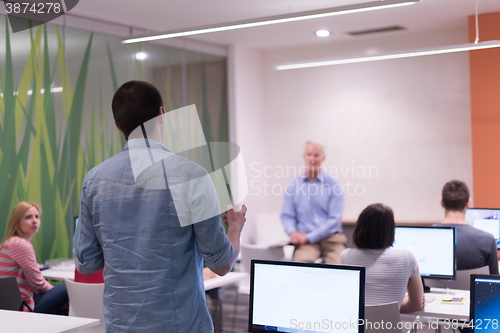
left=441, top=180, right=469, bottom=211
left=112, top=80, right=163, bottom=139
left=353, top=203, right=395, bottom=249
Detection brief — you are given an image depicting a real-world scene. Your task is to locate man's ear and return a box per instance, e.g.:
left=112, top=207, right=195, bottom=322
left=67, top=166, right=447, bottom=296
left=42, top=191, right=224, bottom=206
left=158, top=106, right=165, bottom=124
left=465, top=200, right=471, bottom=209
left=439, top=199, right=445, bottom=208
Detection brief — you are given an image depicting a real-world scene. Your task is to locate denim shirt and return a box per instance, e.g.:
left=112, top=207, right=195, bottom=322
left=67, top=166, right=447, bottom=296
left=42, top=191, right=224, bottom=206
left=74, top=140, right=234, bottom=332
left=280, top=170, right=344, bottom=244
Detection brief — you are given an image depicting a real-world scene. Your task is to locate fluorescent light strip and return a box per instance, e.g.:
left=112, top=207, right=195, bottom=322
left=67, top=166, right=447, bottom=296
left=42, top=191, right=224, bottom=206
left=275, top=40, right=500, bottom=70
left=122, top=0, right=419, bottom=44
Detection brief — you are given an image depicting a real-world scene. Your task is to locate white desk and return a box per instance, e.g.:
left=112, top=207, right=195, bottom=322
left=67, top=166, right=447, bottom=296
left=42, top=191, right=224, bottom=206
left=41, top=265, right=75, bottom=281
left=0, top=309, right=99, bottom=333
left=204, top=272, right=247, bottom=290
left=408, top=288, right=470, bottom=321
left=43, top=263, right=247, bottom=291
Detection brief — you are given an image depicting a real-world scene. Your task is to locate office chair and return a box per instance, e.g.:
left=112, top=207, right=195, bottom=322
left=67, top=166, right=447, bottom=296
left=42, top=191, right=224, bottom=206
left=65, top=278, right=105, bottom=333
left=0, top=276, right=24, bottom=311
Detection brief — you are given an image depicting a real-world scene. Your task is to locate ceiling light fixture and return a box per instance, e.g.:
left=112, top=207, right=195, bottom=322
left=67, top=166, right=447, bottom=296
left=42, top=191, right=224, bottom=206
left=316, top=30, right=330, bottom=37
left=122, top=0, right=420, bottom=44
left=275, top=40, right=500, bottom=70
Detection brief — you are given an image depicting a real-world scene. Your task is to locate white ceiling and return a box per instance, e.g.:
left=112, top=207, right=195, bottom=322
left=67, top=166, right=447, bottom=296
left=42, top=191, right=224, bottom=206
left=69, top=0, right=500, bottom=49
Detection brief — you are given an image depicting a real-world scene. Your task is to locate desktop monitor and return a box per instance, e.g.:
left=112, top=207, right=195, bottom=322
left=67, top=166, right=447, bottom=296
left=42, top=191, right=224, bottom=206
left=465, top=208, right=500, bottom=249
left=249, top=260, right=365, bottom=333
left=470, top=274, right=500, bottom=333
left=393, top=226, right=456, bottom=280
left=74, top=216, right=79, bottom=235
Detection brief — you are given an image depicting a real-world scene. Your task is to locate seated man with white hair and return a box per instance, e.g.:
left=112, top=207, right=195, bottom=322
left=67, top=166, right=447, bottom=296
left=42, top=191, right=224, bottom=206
left=281, top=141, right=347, bottom=264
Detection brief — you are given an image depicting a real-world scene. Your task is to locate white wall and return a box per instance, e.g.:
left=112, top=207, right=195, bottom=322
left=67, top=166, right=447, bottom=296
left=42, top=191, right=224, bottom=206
left=232, top=28, right=473, bottom=225
left=228, top=45, right=268, bottom=243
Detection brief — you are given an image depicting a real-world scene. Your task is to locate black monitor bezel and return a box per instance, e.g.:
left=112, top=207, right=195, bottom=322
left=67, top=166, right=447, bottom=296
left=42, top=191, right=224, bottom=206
left=469, top=274, right=500, bottom=333
left=394, top=226, right=456, bottom=280
left=248, top=259, right=365, bottom=333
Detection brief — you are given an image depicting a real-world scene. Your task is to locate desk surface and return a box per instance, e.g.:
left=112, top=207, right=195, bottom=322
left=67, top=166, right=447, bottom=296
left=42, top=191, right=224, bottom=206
left=408, top=288, right=469, bottom=321
left=204, top=272, right=247, bottom=290
left=0, top=309, right=99, bottom=333
left=42, top=264, right=75, bottom=281
left=42, top=263, right=247, bottom=291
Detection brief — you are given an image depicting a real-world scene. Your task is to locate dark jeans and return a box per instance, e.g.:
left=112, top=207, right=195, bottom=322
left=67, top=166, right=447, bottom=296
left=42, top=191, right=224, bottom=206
left=34, top=283, right=69, bottom=315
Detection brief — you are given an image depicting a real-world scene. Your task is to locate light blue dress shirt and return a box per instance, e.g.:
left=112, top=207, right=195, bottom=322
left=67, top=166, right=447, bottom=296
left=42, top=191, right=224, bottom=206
left=280, top=170, right=344, bottom=244
left=74, top=140, right=234, bottom=333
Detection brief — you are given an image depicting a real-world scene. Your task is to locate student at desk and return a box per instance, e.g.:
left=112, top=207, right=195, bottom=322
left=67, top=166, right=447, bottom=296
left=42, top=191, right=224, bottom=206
left=435, top=180, right=499, bottom=274
left=341, top=204, right=425, bottom=313
left=0, top=202, right=68, bottom=314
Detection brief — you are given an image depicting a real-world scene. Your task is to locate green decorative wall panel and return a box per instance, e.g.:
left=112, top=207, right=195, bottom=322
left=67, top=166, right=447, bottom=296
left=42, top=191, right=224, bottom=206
left=0, top=16, right=228, bottom=262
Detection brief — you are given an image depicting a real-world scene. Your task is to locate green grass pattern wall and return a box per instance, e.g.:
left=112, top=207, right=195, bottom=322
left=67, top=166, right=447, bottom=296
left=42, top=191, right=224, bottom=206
left=0, top=16, right=228, bottom=262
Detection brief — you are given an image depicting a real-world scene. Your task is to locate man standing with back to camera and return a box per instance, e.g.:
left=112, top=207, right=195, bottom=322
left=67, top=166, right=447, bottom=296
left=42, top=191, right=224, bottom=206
left=435, top=180, right=498, bottom=274
left=73, top=80, right=246, bottom=332
left=281, top=141, right=347, bottom=264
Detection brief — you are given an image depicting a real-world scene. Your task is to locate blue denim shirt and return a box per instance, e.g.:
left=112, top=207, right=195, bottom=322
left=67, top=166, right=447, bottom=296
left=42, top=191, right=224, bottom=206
left=74, top=140, right=234, bottom=332
left=280, top=170, right=344, bottom=244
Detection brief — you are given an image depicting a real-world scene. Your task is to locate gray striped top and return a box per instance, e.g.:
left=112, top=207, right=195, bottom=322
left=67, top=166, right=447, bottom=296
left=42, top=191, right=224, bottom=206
left=340, top=248, right=417, bottom=307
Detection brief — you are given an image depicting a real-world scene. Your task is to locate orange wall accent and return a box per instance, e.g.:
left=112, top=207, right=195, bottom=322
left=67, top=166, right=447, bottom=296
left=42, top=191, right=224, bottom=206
left=468, top=12, right=500, bottom=207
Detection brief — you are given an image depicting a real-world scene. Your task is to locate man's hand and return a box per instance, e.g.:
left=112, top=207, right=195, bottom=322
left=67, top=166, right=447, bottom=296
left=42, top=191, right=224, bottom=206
left=214, top=205, right=247, bottom=276
left=203, top=267, right=217, bottom=280
left=222, top=204, right=247, bottom=231
left=289, top=231, right=309, bottom=246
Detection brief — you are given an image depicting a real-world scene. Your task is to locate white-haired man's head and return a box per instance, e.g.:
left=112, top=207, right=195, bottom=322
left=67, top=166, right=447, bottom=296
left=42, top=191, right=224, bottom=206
left=303, top=141, right=325, bottom=179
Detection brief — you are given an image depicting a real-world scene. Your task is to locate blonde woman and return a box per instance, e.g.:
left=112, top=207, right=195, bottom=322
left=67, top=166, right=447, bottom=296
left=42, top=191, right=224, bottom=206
left=0, top=202, right=68, bottom=314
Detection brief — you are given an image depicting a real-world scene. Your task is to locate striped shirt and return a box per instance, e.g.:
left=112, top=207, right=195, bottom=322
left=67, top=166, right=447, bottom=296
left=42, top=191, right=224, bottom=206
left=0, top=236, right=53, bottom=310
left=341, top=248, right=417, bottom=307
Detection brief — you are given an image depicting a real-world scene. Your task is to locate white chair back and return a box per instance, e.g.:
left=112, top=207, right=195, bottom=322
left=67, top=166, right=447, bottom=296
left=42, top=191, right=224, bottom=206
left=238, top=243, right=285, bottom=294
left=424, top=266, right=490, bottom=290
left=365, top=301, right=402, bottom=333
left=65, top=278, right=105, bottom=333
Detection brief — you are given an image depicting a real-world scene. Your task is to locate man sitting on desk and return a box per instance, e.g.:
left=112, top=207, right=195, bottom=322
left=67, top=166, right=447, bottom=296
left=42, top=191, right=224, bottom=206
left=281, top=141, right=347, bottom=264
left=435, top=180, right=499, bottom=274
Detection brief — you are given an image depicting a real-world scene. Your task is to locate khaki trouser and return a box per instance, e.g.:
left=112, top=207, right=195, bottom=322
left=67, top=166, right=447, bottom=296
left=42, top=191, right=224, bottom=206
left=292, top=232, right=348, bottom=264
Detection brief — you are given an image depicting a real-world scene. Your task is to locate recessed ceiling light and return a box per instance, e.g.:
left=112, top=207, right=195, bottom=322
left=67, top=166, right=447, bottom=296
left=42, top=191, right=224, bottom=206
left=316, top=30, right=330, bottom=37
left=135, top=52, right=148, bottom=60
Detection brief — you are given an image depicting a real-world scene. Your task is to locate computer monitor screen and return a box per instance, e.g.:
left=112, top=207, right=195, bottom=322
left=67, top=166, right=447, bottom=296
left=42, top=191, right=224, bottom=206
left=74, top=216, right=79, bottom=234
left=249, top=260, right=365, bottom=333
left=393, top=226, right=455, bottom=279
left=470, top=274, right=500, bottom=333
left=465, top=208, right=500, bottom=249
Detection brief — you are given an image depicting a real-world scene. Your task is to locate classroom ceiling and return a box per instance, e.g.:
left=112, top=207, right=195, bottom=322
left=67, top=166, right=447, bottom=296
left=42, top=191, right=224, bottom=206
left=69, top=0, right=500, bottom=49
